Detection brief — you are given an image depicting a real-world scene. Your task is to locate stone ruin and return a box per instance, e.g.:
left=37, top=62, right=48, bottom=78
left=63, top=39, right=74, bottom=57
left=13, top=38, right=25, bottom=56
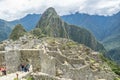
left=0, top=37, right=117, bottom=80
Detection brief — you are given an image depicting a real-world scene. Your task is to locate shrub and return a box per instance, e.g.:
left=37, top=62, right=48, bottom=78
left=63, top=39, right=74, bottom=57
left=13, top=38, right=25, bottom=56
left=114, top=77, right=120, bottom=80
left=100, top=54, right=120, bottom=76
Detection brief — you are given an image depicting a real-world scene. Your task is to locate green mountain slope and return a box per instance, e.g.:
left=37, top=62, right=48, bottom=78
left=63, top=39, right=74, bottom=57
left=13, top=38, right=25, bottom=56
left=106, top=47, right=120, bottom=65
left=103, top=34, right=120, bottom=65
left=9, top=24, right=26, bottom=40
left=102, top=19, right=120, bottom=64
left=36, top=7, right=105, bottom=51
left=0, top=19, right=12, bottom=41
left=103, top=34, right=120, bottom=50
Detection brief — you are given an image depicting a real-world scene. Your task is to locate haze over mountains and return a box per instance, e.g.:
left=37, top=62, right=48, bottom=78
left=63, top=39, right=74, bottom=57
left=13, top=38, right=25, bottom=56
left=0, top=20, right=12, bottom=41
left=10, top=14, right=41, bottom=31
left=9, top=7, right=104, bottom=52
left=0, top=8, right=120, bottom=64
left=1, top=11, right=120, bottom=42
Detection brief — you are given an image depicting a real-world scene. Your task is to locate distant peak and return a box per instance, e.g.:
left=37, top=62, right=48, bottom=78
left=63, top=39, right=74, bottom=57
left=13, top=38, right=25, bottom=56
left=43, top=7, right=58, bottom=16
left=46, top=7, right=56, bottom=12
left=36, top=7, right=59, bottom=27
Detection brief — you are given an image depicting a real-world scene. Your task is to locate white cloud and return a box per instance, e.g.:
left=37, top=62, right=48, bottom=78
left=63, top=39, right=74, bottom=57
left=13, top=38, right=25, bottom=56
left=0, top=0, right=120, bottom=21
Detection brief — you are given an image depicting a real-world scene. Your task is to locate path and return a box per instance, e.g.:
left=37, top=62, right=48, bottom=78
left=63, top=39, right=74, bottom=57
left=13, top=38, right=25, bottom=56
left=0, top=71, right=30, bottom=80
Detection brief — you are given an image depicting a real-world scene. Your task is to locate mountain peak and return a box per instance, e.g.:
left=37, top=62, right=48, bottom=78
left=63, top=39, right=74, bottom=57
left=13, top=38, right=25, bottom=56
left=40, top=7, right=59, bottom=20
left=35, top=8, right=105, bottom=51
left=36, top=7, right=60, bottom=29
left=46, top=7, right=56, bottom=13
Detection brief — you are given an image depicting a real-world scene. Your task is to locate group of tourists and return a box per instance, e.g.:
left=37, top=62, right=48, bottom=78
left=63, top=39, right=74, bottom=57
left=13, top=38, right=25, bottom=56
left=19, top=63, right=30, bottom=72
left=13, top=64, right=31, bottom=80
left=0, top=63, right=30, bottom=76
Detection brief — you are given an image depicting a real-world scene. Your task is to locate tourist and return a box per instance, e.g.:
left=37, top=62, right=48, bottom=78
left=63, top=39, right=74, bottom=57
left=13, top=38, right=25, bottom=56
left=20, top=64, right=30, bottom=72
left=0, top=67, right=6, bottom=75
left=0, top=67, right=2, bottom=75
left=20, top=64, right=25, bottom=72
left=24, top=64, right=30, bottom=72
left=16, top=73, right=19, bottom=79
left=2, top=67, right=6, bottom=75
left=14, top=73, right=19, bottom=80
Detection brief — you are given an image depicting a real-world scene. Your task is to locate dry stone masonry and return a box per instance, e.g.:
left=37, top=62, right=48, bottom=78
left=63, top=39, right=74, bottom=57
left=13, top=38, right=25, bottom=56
left=0, top=35, right=118, bottom=80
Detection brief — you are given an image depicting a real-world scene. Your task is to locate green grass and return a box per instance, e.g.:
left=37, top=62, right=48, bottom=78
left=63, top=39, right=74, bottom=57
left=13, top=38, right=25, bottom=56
left=100, top=54, right=120, bottom=76
left=27, top=77, right=34, bottom=80
left=114, top=77, right=120, bottom=80
left=13, top=78, right=18, bottom=80
left=66, top=41, right=77, bottom=47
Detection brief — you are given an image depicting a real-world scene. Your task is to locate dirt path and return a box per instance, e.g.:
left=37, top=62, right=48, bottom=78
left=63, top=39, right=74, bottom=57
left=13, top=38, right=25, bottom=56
left=0, top=71, right=30, bottom=80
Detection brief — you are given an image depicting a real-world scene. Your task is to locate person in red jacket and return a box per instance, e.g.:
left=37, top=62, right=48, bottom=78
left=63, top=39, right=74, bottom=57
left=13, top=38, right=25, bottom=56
left=1, top=67, right=6, bottom=75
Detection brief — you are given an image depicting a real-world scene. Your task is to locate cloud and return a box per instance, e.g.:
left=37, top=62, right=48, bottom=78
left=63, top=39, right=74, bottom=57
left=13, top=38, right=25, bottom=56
left=0, top=0, right=120, bottom=21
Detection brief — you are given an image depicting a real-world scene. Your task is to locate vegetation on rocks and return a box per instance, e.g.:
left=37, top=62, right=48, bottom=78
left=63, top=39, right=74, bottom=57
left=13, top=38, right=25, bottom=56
left=30, top=28, right=46, bottom=38
left=9, top=24, right=26, bottom=40
left=114, top=77, right=120, bottom=80
left=100, top=54, right=120, bottom=76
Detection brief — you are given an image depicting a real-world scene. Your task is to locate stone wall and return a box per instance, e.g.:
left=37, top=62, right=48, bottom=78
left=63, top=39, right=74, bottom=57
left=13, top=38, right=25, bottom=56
left=20, top=49, right=42, bottom=72
left=40, top=52, right=56, bottom=76
left=60, top=64, right=95, bottom=80
left=31, top=72, right=72, bottom=80
left=66, top=65, right=95, bottom=80
left=0, top=49, right=116, bottom=80
left=0, top=51, right=5, bottom=66
left=20, top=49, right=56, bottom=75
left=92, top=70, right=116, bottom=80
left=5, top=50, right=21, bottom=73
left=0, top=49, right=56, bottom=75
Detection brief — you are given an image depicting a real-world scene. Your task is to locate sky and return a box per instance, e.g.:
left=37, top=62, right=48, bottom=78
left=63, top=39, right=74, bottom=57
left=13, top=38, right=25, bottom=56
left=0, top=0, right=120, bottom=21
